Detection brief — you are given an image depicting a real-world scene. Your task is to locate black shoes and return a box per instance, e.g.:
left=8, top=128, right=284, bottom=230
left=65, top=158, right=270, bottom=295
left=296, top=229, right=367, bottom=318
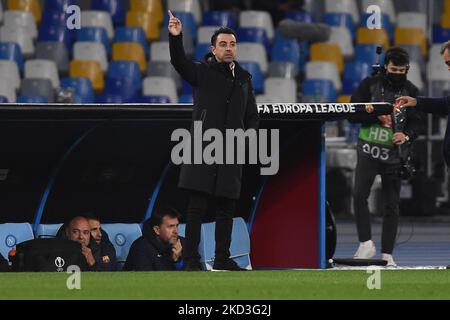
left=212, top=258, right=247, bottom=271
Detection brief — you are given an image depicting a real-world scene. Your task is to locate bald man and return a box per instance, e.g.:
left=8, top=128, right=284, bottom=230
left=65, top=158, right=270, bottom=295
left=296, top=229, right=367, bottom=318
left=65, top=216, right=98, bottom=270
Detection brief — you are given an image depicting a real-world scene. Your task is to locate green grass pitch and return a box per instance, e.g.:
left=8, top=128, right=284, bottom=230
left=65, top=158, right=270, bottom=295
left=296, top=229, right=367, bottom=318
left=1, top=270, right=450, bottom=300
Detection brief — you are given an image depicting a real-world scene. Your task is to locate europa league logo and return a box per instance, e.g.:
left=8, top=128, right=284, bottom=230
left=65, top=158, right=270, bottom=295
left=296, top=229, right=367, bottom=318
left=365, top=104, right=374, bottom=113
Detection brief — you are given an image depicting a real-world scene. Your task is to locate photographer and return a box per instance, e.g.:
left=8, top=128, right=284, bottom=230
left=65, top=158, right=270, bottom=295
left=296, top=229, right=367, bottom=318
left=349, top=47, right=423, bottom=266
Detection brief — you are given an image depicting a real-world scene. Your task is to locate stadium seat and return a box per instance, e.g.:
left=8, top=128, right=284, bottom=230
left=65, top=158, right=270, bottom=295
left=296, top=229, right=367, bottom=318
left=168, top=0, right=202, bottom=24
left=143, top=76, right=178, bottom=103
left=239, top=61, right=264, bottom=94
left=310, top=43, right=344, bottom=74
left=0, top=1, right=3, bottom=24
left=255, top=94, right=287, bottom=103
left=17, top=95, right=48, bottom=103
left=194, top=43, right=210, bottom=61
left=264, top=77, right=297, bottom=103
left=60, top=77, right=94, bottom=103
left=130, top=0, right=163, bottom=25
left=76, top=27, right=111, bottom=56
left=445, top=0, right=450, bottom=13
left=441, top=12, right=450, bottom=28
left=305, top=61, right=342, bottom=92
left=114, top=27, right=149, bottom=56
left=40, top=10, right=69, bottom=29
left=399, top=44, right=425, bottom=73
left=338, top=95, right=351, bottom=103
left=397, top=12, right=428, bottom=36
left=74, top=41, right=108, bottom=72
left=162, top=11, right=197, bottom=42
left=394, top=28, right=428, bottom=56
left=198, top=26, right=218, bottom=44
left=344, top=61, right=371, bottom=81
left=430, top=44, right=444, bottom=63
left=35, top=223, right=63, bottom=238
left=182, top=79, right=192, bottom=95
left=101, top=223, right=142, bottom=268
left=407, top=62, right=424, bottom=92
left=25, top=59, right=60, bottom=88
left=361, top=0, right=396, bottom=24
left=91, top=0, right=125, bottom=26
left=202, top=10, right=237, bottom=29
left=394, top=0, right=428, bottom=13
left=285, top=11, right=314, bottom=23
left=328, top=26, right=354, bottom=58
left=4, top=10, right=37, bottom=39
left=324, top=12, right=355, bottom=39
left=104, top=77, right=139, bottom=102
left=0, top=60, right=20, bottom=90
left=239, top=10, right=274, bottom=41
left=237, top=43, right=268, bottom=73
left=0, top=96, right=8, bottom=103
left=35, top=42, right=69, bottom=74
left=429, top=80, right=450, bottom=97
left=149, top=41, right=170, bottom=62
left=69, top=60, right=104, bottom=92
left=44, top=0, right=76, bottom=12
left=199, top=218, right=252, bottom=270
left=342, top=79, right=360, bottom=95
left=179, top=93, right=193, bottom=103
left=356, top=28, right=390, bottom=51
left=360, top=13, right=393, bottom=41
left=325, top=0, right=359, bottom=23
left=0, top=78, right=16, bottom=102
left=268, top=61, right=298, bottom=79
left=112, top=42, right=147, bottom=74
left=108, top=60, right=142, bottom=90
left=159, top=27, right=195, bottom=58
left=20, top=78, right=54, bottom=102
left=428, top=61, right=449, bottom=81
left=81, top=11, right=114, bottom=40
left=0, top=25, right=34, bottom=56
left=147, top=61, right=181, bottom=90
left=7, top=0, right=41, bottom=24
left=0, top=223, right=34, bottom=260
left=37, top=25, right=74, bottom=53
left=237, top=27, right=270, bottom=53
left=355, top=44, right=385, bottom=65
left=178, top=223, right=185, bottom=237
left=126, top=11, right=160, bottom=41
left=433, top=27, right=450, bottom=44
left=0, top=42, right=24, bottom=72
left=302, top=79, right=337, bottom=103
left=95, top=93, right=124, bottom=103
left=139, top=95, right=171, bottom=103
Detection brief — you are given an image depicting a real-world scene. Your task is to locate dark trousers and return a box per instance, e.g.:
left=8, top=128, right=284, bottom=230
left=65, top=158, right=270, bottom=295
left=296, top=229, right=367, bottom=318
left=184, top=191, right=236, bottom=262
left=353, top=155, right=401, bottom=254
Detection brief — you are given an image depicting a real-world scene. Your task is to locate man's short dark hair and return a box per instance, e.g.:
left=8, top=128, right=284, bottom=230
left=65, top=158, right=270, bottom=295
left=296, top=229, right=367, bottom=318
left=211, top=27, right=237, bottom=46
left=384, top=47, right=410, bottom=67
left=149, top=207, right=181, bottom=227
left=441, top=40, right=450, bottom=55
left=83, top=212, right=100, bottom=223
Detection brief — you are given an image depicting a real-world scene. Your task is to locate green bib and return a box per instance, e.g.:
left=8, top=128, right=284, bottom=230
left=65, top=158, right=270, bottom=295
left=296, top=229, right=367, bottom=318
left=358, top=124, right=394, bottom=146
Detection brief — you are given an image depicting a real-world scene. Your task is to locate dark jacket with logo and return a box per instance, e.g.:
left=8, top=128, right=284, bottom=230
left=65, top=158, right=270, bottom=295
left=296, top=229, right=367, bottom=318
left=416, top=96, right=450, bottom=165
left=169, top=33, right=260, bottom=199
left=123, top=222, right=184, bottom=271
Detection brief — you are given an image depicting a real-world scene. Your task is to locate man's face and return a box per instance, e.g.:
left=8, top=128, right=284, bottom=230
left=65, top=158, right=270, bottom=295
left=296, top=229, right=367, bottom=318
left=153, top=216, right=179, bottom=245
left=444, top=49, right=450, bottom=71
left=66, top=217, right=90, bottom=246
left=211, top=33, right=237, bottom=63
left=385, top=62, right=408, bottom=74
left=88, top=219, right=102, bottom=245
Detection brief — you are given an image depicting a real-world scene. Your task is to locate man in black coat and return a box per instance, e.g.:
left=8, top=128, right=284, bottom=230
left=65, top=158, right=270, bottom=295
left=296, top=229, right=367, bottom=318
left=168, top=11, right=259, bottom=271
left=349, top=47, right=423, bottom=266
left=85, top=214, right=117, bottom=271
left=0, top=253, right=8, bottom=272
left=123, top=208, right=183, bottom=271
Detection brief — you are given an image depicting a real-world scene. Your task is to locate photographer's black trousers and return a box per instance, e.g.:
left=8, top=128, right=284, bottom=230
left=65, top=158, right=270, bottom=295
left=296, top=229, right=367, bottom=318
left=184, top=190, right=236, bottom=264
left=353, top=155, right=401, bottom=254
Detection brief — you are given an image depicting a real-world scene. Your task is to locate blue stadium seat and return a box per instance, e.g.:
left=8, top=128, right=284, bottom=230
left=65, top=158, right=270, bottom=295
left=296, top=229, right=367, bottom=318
left=285, top=11, right=315, bottom=23
left=0, top=42, right=24, bottom=72
left=433, top=27, right=450, bottom=44
left=163, top=12, right=197, bottom=42
left=104, top=77, right=139, bottom=102
left=344, top=61, right=371, bottom=81
left=239, top=61, right=264, bottom=94
left=302, top=79, right=337, bottom=102
left=35, top=223, right=64, bottom=238
left=44, top=0, right=77, bottom=12
left=195, top=43, right=211, bottom=61
left=237, top=27, right=270, bottom=53
left=324, top=12, right=355, bottom=39
left=61, top=77, right=95, bottom=103
left=114, top=27, right=149, bottom=56
left=355, top=44, right=385, bottom=66
left=0, top=96, right=9, bottom=103
left=76, top=27, right=111, bottom=56
left=40, top=10, right=70, bottom=29
left=182, top=80, right=192, bottom=95
left=178, top=224, right=186, bottom=237
left=95, top=93, right=124, bottom=103
left=202, top=11, right=237, bottom=30
left=342, top=79, right=360, bottom=95
left=0, top=223, right=34, bottom=260
left=271, top=31, right=301, bottom=67
left=107, top=60, right=142, bottom=90
left=179, top=93, right=193, bottom=103
left=360, top=13, right=393, bottom=41
left=91, top=0, right=125, bottom=25
left=199, top=218, right=252, bottom=270
left=101, top=223, right=142, bottom=268
left=38, top=25, right=75, bottom=53
left=17, top=95, right=49, bottom=103
left=139, top=95, right=171, bottom=103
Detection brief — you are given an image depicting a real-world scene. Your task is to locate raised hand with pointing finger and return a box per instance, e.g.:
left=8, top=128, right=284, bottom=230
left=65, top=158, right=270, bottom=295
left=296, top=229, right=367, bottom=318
left=168, top=10, right=182, bottom=36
